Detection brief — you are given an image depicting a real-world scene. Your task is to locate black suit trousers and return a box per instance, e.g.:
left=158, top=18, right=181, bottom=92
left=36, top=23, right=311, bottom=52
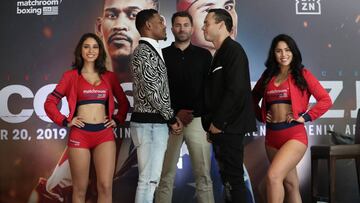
left=208, top=132, right=246, bottom=203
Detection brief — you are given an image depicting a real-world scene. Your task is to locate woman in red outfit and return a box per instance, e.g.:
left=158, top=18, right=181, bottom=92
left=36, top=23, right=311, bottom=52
left=44, top=33, right=129, bottom=203
left=252, top=34, right=332, bottom=203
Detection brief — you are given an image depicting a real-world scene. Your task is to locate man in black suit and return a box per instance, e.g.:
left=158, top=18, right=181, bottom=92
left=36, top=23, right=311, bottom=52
left=202, top=8, right=257, bottom=203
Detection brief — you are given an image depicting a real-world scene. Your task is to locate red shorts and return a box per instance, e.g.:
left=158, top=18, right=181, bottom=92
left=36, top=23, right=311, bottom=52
left=68, top=123, right=115, bottom=149
left=265, top=122, right=308, bottom=149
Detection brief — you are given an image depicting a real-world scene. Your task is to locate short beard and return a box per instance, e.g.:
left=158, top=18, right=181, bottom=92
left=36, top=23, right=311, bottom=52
left=174, top=36, right=191, bottom=43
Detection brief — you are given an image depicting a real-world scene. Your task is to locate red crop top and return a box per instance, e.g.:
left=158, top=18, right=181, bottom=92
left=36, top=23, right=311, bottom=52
left=77, top=75, right=109, bottom=106
left=265, top=77, right=291, bottom=107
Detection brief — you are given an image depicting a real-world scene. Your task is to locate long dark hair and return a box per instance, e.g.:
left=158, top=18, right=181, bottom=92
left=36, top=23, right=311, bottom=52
left=72, top=33, right=107, bottom=74
left=262, top=34, right=307, bottom=91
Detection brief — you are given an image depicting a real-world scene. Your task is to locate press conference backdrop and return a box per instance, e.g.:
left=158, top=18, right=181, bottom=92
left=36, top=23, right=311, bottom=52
left=0, top=0, right=359, bottom=202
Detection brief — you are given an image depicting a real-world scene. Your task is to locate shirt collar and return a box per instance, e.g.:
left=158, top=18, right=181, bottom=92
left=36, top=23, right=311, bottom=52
left=170, top=42, right=194, bottom=52
left=140, top=37, right=161, bottom=49
left=140, top=37, right=164, bottom=61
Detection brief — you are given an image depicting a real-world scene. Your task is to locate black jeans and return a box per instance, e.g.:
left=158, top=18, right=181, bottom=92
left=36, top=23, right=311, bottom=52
left=208, top=132, right=246, bottom=203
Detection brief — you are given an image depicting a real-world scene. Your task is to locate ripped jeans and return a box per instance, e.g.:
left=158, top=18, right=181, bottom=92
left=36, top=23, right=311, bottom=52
left=130, top=122, right=169, bottom=203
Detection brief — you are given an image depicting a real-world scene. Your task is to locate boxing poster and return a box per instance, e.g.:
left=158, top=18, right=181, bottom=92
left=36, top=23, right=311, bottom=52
left=0, top=0, right=359, bottom=202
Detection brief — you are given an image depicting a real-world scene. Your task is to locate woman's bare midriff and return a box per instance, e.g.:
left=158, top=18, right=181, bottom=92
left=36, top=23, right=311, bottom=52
left=268, top=103, right=292, bottom=123
left=76, top=104, right=107, bottom=124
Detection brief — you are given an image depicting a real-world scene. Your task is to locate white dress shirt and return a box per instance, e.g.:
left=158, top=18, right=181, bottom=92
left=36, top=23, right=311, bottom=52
left=140, top=37, right=164, bottom=61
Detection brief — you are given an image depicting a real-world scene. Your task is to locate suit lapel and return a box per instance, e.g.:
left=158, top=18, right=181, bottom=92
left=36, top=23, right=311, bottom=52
left=139, top=40, right=166, bottom=66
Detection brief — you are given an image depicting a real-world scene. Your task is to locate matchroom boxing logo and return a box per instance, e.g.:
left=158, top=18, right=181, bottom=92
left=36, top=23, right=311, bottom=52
left=16, top=0, right=62, bottom=16
left=296, top=0, right=321, bottom=15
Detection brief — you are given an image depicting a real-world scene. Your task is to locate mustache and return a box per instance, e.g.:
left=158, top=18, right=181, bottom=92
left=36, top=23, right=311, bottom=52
left=108, top=32, right=133, bottom=44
